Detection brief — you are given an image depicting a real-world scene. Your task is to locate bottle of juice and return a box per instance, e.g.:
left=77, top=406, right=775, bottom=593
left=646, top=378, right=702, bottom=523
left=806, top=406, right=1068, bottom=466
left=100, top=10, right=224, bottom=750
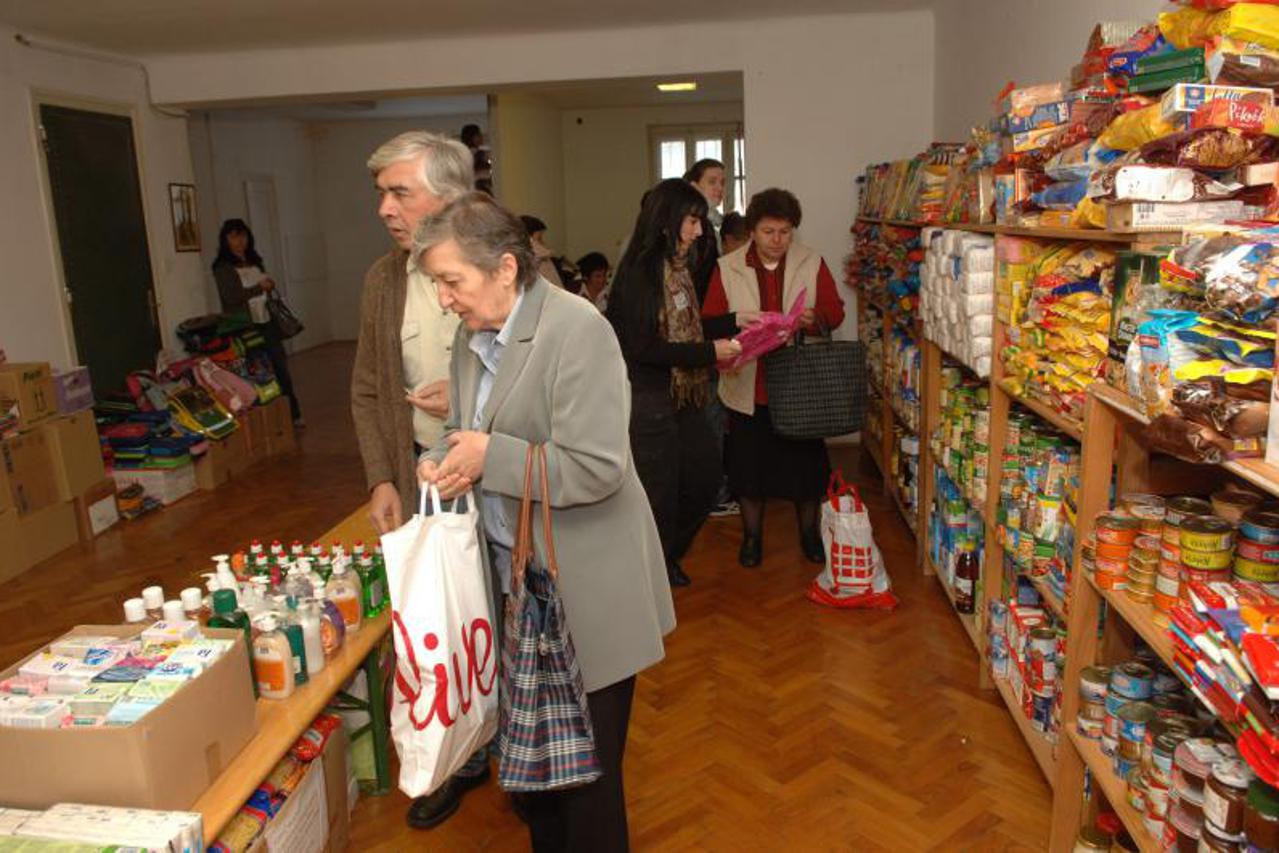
left=208, top=589, right=256, bottom=696
left=326, top=564, right=362, bottom=633
left=273, top=596, right=309, bottom=686
left=954, top=538, right=979, bottom=615
left=252, top=615, right=295, bottom=700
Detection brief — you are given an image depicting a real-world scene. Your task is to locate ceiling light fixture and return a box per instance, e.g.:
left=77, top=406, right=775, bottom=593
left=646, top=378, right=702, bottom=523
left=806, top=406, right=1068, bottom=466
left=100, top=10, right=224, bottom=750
left=657, top=82, right=698, bottom=93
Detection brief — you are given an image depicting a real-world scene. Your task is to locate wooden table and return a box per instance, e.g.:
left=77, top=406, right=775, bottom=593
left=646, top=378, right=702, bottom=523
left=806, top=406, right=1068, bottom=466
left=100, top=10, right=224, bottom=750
left=191, top=505, right=393, bottom=846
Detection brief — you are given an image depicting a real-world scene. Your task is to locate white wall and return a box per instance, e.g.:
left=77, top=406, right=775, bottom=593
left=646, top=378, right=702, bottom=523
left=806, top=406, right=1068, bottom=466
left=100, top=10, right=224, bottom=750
left=932, top=0, right=1167, bottom=140
left=145, top=10, right=936, bottom=277
left=187, top=113, right=331, bottom=350
left=561, top=101, right=744, bottom=264
left=310, top=113, right=487, bottom=340
left=0, top=25, right=204, bottom=370
left=492, top=94, right=565, bottom=256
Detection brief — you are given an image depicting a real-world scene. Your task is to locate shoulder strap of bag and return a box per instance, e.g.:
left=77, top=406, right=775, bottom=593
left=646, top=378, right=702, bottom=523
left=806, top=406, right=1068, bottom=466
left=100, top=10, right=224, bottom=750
left=537, top=445, right=560, bottom=582
left=512, top=446, right=537, bottom=589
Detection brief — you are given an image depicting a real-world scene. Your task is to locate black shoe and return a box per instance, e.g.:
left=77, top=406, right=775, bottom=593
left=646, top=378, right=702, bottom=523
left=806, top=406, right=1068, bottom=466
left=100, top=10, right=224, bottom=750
left=801, top=531, right=825, bottom=565
left=739, top=536, right=762, bottom=568
left=407, top=781, right=462, bottom=830
left=667, top=562, right=691, bottom=587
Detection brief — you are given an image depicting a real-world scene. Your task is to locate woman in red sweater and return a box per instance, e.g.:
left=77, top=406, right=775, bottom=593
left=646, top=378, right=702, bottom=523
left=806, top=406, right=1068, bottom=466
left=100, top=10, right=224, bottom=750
left=701, top=188, right=845, bottom=567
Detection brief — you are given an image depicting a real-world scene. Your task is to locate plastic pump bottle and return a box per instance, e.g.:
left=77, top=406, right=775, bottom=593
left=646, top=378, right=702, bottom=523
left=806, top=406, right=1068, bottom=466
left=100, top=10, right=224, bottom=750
left=326, top=563, right=362, bottom=633
left=252, top=615, right=295, bottom=700
left=211, top=555, right=238, bottom=592
left=298, top=599, right=326, bottom=676
left=271, top=595, right=309, bottom=686
left=207, top=588, right=256, bottom=697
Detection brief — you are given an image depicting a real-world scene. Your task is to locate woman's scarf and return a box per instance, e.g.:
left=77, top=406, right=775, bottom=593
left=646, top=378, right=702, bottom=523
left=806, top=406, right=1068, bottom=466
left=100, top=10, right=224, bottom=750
left=659, top=256, right=710, bottom=408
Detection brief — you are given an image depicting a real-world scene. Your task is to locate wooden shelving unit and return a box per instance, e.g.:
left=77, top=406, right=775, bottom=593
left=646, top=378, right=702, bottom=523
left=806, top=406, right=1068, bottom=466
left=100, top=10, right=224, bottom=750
left=931, top=553, right=982, bottom=652
left=851, top=219, right=925, bottom=548
left=875, top=214, right=1225, bottom=850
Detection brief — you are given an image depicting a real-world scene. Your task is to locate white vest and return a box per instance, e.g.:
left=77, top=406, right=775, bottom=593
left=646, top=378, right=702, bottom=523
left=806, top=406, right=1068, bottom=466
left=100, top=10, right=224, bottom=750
left=716, top=241, right=821, bottom=416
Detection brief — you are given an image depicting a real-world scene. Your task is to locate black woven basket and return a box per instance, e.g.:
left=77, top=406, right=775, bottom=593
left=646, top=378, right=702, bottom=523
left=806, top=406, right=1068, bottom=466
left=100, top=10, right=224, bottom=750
left=762, top=336, right=868, bottom=440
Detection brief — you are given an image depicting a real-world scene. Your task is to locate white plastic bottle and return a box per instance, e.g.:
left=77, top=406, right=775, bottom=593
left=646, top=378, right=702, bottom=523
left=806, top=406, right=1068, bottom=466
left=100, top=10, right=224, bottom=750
left=123, top=598, right=147, bottom=624
left=298, top=599, right=326, bottom=676
left=141, top=586, right=165, bottom=621
left=211, top=554, right=238, bottom=592
left=326, top=564, right=362, bottom=633
left=252, top=614, right=295, bottom=700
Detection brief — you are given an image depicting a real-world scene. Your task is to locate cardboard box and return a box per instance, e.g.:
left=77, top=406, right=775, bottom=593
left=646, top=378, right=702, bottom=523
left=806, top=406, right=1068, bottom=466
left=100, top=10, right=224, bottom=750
left=264, top=397, right=296, bottom=457
left=51, top=366, right=93, bottom=414
left=1004, top=100, right=1070, bottom=135
left=1007, top=124, right=1064, bottom=154
left=195, top=428, right=246, bottom=492
left=240, top=407, right=270, bottom=466
left=0, top=624, right=255, bottom=811
left=0, top=363, right=56, bottom=432
left=0, top=431, right=58, bottom=515
left=16, top=500, right=78, bottom=569
left=0, top=509, right=32, bottom=584
left=111, top=464, right=196, bottom=507
left=1106, top=200, right=1246, bottom=231
left=40, top=413, right=106, bottom=502
left=1159, top=82, right=1273, bottom=123
left=248, top=724, right=349, bottom=853
left=74, top=478, right=119, bottom=541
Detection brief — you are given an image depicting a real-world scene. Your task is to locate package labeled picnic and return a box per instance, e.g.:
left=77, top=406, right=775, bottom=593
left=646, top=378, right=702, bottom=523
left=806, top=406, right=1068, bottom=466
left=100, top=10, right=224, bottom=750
left=807, top=473, right=898, bottom=610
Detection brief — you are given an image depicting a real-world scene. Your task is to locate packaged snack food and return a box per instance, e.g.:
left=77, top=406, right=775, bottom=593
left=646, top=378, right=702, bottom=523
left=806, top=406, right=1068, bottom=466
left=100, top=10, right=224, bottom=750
left=1140, top=126, right=1279, bottom=170
left=1097, top=105, right=1177, bottom=151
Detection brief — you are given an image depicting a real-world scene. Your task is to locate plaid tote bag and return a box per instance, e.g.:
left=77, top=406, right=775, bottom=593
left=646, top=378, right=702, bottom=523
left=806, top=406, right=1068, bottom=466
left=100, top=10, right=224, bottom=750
left=496, top=444, right=602, bottom=792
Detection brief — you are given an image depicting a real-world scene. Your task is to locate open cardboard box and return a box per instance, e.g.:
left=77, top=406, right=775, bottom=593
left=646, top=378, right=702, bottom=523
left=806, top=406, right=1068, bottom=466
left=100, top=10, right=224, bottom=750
left=247, top=721, right=350, bottom=853
left=0, top=624, right=256, bottom=811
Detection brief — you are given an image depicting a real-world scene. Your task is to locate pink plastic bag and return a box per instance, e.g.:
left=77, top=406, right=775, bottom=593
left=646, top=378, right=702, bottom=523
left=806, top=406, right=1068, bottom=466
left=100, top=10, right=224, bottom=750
left=807, top=472, right=899, bottom=610
left=193, top=357, right=259, bottom=414
left=723, top=289, right=807, bottom=371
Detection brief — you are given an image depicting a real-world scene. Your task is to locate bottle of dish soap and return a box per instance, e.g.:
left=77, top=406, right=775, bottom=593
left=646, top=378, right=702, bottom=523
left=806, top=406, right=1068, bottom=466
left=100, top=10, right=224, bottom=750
left=326, top=563, right=362, bottom=633
left=252, top=614, right=295, bottom=700
left=298, top=598, right=326, bottom=676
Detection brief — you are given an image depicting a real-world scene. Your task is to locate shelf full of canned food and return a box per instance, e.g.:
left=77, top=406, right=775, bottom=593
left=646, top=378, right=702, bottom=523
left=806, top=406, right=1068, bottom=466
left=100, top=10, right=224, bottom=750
left=1044, top=380, right=1279, bottom=852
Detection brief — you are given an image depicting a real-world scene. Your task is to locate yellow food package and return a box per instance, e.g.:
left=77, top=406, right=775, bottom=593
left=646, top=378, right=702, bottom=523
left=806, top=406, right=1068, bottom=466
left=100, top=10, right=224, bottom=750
left=1097, top=105, right=1177, bottom=151
left=1072, top=197, right=1108, bottom=229
left=1163, top=4, right=1279, bottom=51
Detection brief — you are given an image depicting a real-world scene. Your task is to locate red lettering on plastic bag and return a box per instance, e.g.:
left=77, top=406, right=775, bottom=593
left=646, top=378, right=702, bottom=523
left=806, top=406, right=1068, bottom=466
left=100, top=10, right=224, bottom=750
left=392, top=611, right=497, bottom=730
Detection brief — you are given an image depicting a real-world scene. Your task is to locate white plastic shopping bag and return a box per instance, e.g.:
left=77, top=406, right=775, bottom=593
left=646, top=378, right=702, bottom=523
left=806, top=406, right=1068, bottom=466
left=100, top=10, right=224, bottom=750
left=380, top=485, right=499, bottom=798
left=807, top=472, right=899, bottom=610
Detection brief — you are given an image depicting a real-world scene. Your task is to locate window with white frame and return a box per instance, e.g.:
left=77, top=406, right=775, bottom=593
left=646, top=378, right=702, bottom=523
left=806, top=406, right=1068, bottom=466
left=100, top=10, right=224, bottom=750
left=650, top=123, right=746, bottom=214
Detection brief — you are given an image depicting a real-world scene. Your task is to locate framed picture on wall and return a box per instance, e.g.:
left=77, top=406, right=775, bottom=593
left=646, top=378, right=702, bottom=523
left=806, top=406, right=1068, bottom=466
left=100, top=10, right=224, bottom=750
left=168, top=183, right=200, bottom=252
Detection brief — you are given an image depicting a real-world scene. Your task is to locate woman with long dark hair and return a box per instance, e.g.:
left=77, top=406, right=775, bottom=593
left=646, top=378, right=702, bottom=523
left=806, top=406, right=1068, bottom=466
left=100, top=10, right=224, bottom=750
left=212, top=218, right=303, bottom=425
left=607, top=179, right=741, bottom=587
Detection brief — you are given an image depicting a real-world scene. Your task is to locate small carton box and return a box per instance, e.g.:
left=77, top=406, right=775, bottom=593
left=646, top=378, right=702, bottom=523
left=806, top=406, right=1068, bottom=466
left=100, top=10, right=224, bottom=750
left=1107, top=200, right=1246, bottom=231
left=0, top=624, right=255, bottom=811
left=74, top=478, right=119, bottom=541
left=0, top=509, right=32, bottom=583
left=40, top=412, right=106, bottom=502
left=1159, top=82, right=1273, bottom=123
left=0, top=363, right=56, bottom=431
left=1005, top=100, right=1070, bottom=135
left=0, top=431, right=59, bottom=515
left=51, top=366, right=93, bottom=414
left=17, top=500, right=78, bottom=569
left=195, top=428, right=246, bottom=492
left=1007, top=124, right=1064, bottom=154
left=264, top=397, right=296, bottom=457
left=111, top=464, right=196, bottom=507
left=999, top=81, right=1064, bottom=115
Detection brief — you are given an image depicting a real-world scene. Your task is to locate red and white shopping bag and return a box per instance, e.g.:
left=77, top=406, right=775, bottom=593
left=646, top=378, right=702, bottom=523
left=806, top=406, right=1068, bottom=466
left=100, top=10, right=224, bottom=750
left=380, top=486, right=499, bottom=798
left=807, top=472, right=899, bottom=610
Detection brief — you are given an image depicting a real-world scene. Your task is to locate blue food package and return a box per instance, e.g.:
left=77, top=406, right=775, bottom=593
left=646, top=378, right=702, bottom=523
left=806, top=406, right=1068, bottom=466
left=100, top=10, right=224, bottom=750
left=1006, top=101, right=1071, bottom=135
left=92, top=665, right=152, bottom=683
left=1031, top=178, right=1089, bottom=211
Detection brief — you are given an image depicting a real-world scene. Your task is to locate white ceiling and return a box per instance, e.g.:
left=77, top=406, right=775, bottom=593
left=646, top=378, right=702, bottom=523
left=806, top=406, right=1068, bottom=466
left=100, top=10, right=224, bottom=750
left=204, top=73, right=743, bottom=121
left=0, top=0, right=928, bottom=56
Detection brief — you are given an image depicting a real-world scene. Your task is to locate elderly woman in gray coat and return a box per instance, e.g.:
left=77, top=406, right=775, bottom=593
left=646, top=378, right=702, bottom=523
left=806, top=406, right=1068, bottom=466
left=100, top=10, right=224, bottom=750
left=415, top=192, right=674, bottom=853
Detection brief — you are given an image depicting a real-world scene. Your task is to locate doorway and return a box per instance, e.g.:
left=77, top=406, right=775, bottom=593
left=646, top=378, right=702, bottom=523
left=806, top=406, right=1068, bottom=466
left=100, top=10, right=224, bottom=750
left=37, top=102, right=160, bottom=396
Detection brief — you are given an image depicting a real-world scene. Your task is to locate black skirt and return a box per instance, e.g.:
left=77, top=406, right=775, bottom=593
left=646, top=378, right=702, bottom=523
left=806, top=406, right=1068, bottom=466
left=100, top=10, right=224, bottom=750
left=726, top=406, right=831, bottom=501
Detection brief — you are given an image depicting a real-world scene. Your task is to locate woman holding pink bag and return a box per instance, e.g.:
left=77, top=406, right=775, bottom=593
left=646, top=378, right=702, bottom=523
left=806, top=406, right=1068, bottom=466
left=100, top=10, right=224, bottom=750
left=701, top=188, right=845, bottom=568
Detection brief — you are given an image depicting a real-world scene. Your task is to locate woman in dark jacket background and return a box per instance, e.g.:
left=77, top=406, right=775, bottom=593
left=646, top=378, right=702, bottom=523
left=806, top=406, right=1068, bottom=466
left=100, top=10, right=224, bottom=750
left=607, top=180, right=740, bottom=587
left=212, top=218, right=303, bottom=426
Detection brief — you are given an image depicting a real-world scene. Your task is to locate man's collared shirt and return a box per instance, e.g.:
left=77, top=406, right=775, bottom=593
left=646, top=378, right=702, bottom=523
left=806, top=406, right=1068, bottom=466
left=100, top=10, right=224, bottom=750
left=402, top=257, right=460, bottom=450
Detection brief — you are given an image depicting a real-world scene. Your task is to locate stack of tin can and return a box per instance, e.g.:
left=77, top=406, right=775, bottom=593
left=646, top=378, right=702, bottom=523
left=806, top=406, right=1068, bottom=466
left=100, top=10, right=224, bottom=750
left=1235, top=508, right=1279, bottom=585
left=1092, top=513, right=1138, bottom=592
left=1120, top=494, right=1165, bottom=609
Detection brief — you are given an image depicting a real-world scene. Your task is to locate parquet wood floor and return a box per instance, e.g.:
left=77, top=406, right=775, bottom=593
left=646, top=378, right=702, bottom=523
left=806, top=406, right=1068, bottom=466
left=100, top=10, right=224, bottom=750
left=1, top=342, right=1052, bottom=851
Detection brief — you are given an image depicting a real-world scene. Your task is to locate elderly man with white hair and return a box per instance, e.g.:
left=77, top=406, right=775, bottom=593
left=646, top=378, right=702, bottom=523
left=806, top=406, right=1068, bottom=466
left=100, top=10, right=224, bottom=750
left=349, top=130, right=492, bottom=830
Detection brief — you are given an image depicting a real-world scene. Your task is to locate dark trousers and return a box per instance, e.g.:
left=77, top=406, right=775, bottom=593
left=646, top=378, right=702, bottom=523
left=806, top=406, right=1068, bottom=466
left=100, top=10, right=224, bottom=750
left=523, top=676, right=637, bottom=852
left=630, top=392, right=720, bottom=567
left=261, top=327, right=301, bottom=421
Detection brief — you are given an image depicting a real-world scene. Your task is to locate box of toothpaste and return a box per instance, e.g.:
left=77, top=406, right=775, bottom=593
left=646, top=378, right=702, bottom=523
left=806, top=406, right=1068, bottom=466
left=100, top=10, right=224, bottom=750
left=0, top=623, right=255, bottom=811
